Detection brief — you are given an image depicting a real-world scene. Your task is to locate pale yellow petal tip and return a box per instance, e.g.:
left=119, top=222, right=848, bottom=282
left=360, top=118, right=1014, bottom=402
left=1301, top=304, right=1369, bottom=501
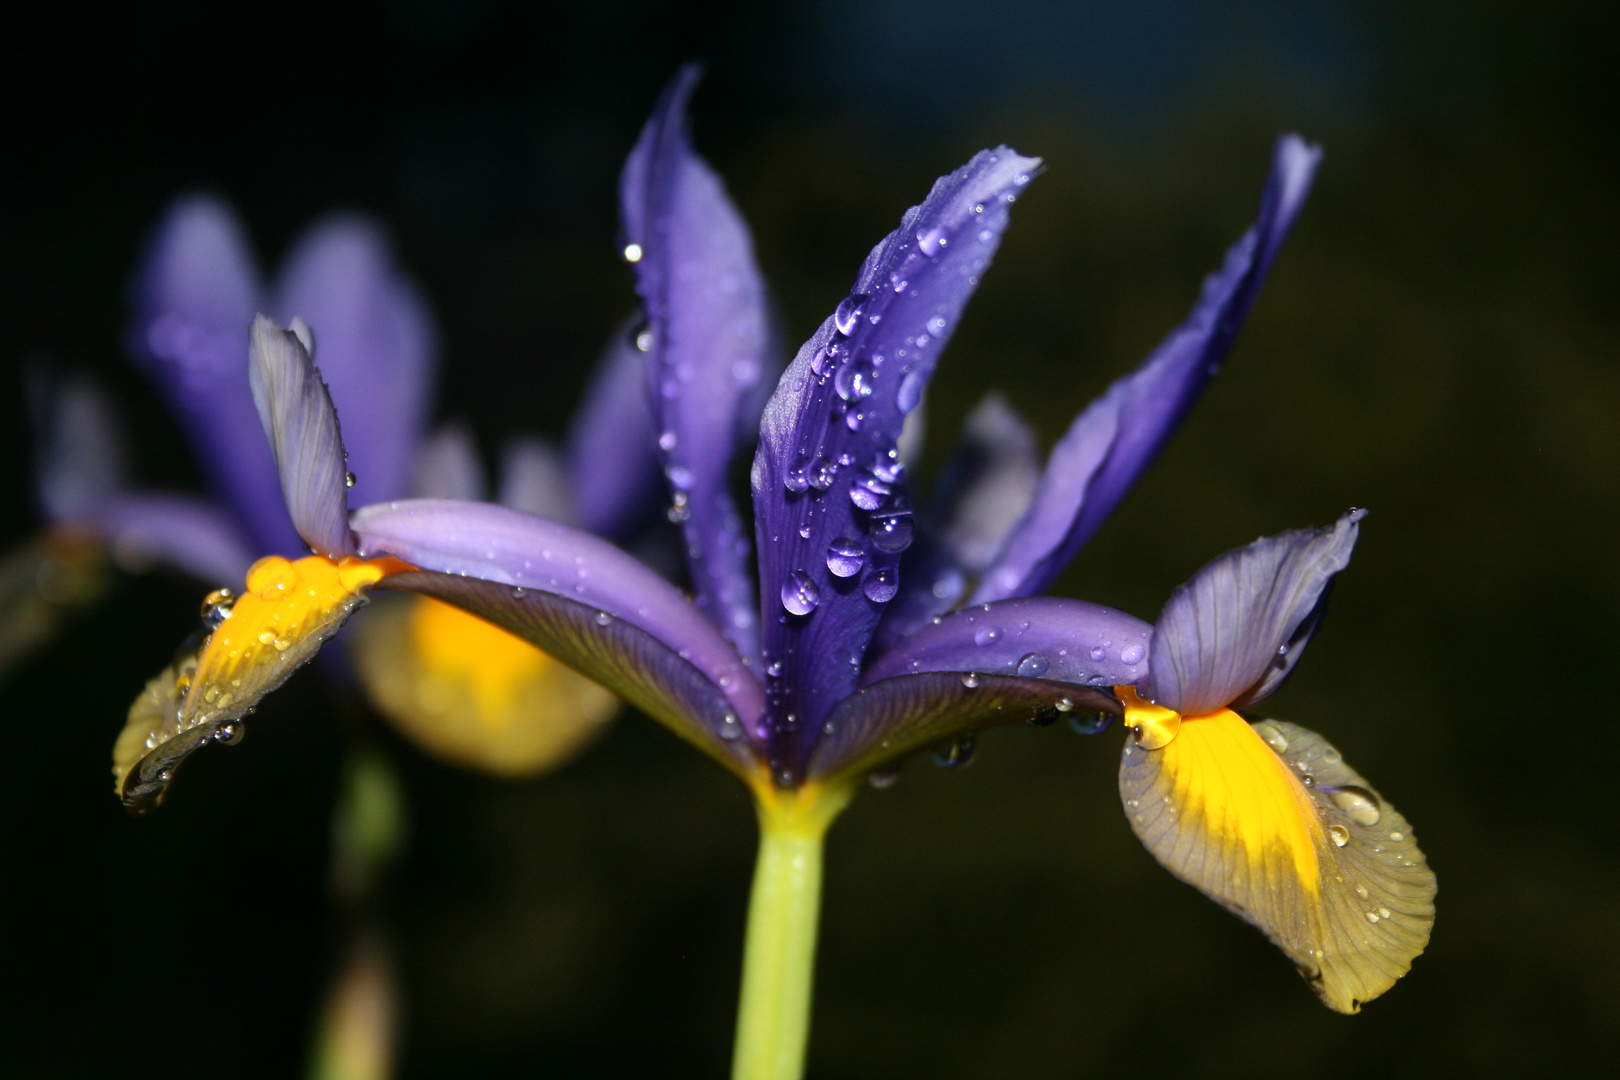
left=309, top=935, right=398, bottom=1080
left=1119, top=711, right=1435, bottom=1013
left=352, top=594, right=618, bottom=777
left=112, top=553, right=407, bottom=812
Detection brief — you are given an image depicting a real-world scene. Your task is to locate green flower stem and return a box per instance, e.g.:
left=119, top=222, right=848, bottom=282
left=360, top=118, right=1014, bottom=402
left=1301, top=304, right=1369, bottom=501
left=731, top=782, right=855, bottom=1080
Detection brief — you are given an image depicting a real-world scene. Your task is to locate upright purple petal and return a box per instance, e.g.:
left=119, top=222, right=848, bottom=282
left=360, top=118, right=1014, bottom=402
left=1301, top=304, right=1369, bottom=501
left=566, top=317, right=661, bottom=540
left=128, top=195, right=300, bottom=556
left=751, top=146, right=1040, bottom=776
left=350, top=499, right=764, bottom=729
left=249, top=315, right=355, bottom=558
left=498, top=437, right=576, bottom=522
left=275, top=214, right=437, bottom=508
left=1140, top=509, right=1362, bottom=715
left=88, top=493, right=257, bottom=584
left=934, top=393, right=1042, bottom=574
left=409, top=423, right=486, bottom=502
left=621, top=67, right=769, bottom=666
left=30, top=370, right=125, bottom=525
left=975, top=136, right=1321, bottom=603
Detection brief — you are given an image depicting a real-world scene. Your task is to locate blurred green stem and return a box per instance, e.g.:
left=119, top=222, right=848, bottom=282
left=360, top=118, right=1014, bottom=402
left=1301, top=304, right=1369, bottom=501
left=732, top=782, right=854, bottom=1080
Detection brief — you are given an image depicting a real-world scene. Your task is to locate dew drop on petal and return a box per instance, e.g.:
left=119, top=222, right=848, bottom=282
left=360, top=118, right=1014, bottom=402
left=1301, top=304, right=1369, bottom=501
left=1257, top=724, right=1289, bottom=753
left=932, top=734, right=975, bottom=767
left=784, top=456, right=812, bottom=494
left=825, top=538, right=865, bottom=578
left=780, top=570, right=821, bottom=616
left=960, top=672, right=980, bottom=689
left=1016, top=652, right=1050, bottom=677
left=1329, top=824, right=1350, bottom=847
left=834, top=293, right=870, bottom=336
left=862, top=568, right=897, bottom=603
left=718, top=713, right=743, bottom=741
left=974, top=626, right=1001, bottom=647
left=869, top=511, right=914, bottom=554
left=1068, top=711, right=1113, bottom=735
left=1119, top=644, right=1145, bottom=665
left=1328, top=784, right=1384, bottom=826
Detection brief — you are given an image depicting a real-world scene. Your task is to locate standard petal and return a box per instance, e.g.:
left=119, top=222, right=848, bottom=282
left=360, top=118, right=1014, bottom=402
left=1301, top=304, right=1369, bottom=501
left=30, top=369, right=125, bottom=524
left=498, top=437, right=575, bottom=523
left=807, top=672, right=1119, bottom=785
left=622, top=66, right=769, bottom=664
left=751, top=146, right=1040, bottom=772
left=249, top=315, right=355, bottom=558
left=863, top=595, right=1152, bottom=688
left=975, top=136, right=1322, bottom=603
left=275, top=214, right=437, bottom=508
left=128, top=195, right=300, bottom=556
left=350, top=498, right=763, bottom=728
left=566, top=316, right=661, bottom=539
left=1140, top=509, right=1362, bottom=715
left=933, top=393, right=1042, bottom=575
left=87, top=493, right=258, bottom=584
left=1119, top=712, right=1434, bottom=1012
left=376, top=570, right=757, bottom=778
left=409, top=423, right=486, bottom=502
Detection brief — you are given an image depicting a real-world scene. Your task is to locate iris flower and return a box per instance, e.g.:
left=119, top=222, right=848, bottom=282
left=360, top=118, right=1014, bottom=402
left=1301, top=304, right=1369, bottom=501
left=115, top=69, right=1433, bottom=1078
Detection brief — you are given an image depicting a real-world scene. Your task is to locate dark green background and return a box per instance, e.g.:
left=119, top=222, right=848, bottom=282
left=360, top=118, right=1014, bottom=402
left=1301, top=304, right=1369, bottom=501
left=2, top=1, right=1613, bottom=1075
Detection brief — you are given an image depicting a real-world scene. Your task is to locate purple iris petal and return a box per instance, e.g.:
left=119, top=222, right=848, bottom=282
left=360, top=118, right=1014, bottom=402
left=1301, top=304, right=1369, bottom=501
left=249, top=315, right=355, bottom=558
left=933, top=393, right=1041, bottom=574
left=275, top=214, right=436, bottom=509
left=622, top=66, right=769, bottom=666
left=1140, top=508, right=1362, bottom=715
left=864, top=595, right=1151, bottom=688
left=751, top=145, right=1040, bottom=773
left=128, top=195, right=301, bottom=557
left=378, top=569, right=759, bottom=775
left=498, top=437, right=575, bottom=522
left=30, top=369, right=125, bottom=526
left=350, top=498, right=764, bottom=728
left=566, top=316, right=662, bottom=540
left=409, top=423, right=486, bottom=502
left=90, top=493, right=257, bottom=585
left=974, top=135, right=1321, bottom=604
left=867, top=537, right=968, bottom=657
left=806, top=672, right=1120, bottom=785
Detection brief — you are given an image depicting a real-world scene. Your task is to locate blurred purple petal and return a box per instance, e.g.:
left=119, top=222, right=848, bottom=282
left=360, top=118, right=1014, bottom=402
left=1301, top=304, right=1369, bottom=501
left=751, top=146, right=1039, bottom=771
left=1141, top=509, right=1361, bottom=715
left=976, top=136, right=1321, bottom=603
left=864, top=595, right=1151, bottom=688
left=90, top=493, right=257, bottom=584
left=566, top=316, right=661, bottom=540
left=249, top=315, right=354, bottom=557
left=807, top=672, right=1119, bottom=785
left=128, top=195, right=300, bottom=556
left=30, top=370, right=126, bottom=525
left=622, top=66, right=769, bottom=665
left=377, top=569, right=759, bottom=777
left=409, top=423, right=485, bottom=501
left=934, top=393, right=1041, bottom=575
left=275, top=214, right=437, bottom=508
left=350, top=499, right=764, bottom=728
left=867, top=537, right=968, bottom=657
left=498, top=437, right=575, bottom=522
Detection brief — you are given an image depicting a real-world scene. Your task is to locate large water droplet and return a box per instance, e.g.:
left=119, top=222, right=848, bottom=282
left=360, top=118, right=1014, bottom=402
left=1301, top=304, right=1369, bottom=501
left=213, top=721, right=245, bottom=746
left=932, top=734, right=975, bottom=767
left=834, top=293, right=870, bottom=336
left=1119, top=644, right=1145, bottom=665
left=718, top=713, right=743, bottom=741
left=849, top=472, right=890, bottom=511
left=1068, top=711, right=1113, bottom=735
left=862, top=568, right=897, bottom=603
left=783, top=456, right=812, bottom=494
left=658, top=430, right=678, bottom=451
left=1016, top=652, right=1050, bottom=677
left=665, top=463, right=693, bottom=490
left=916, top=225, right=949, bottom=258
left=1328, top=785, right=1383, bottom=827
left=1257, top=724, right=1289, bottom=753
left=780, top=570, right=821, bottom=616
left=869, top=511, right=914, bottom=553
left=200, top=587, right=235, bottom=628
left=826, top=538, right=865, bottom=578
left=344, top=471, right=357, bottom=489
left=896, top=370, right=924, bottom=414
left=809, top=458, right=838, bottom=491
left=870, top=447, right=904, bottom=484
left=974, top=626, right=1002, bottom=647
left=1328, top=824, right=1350, bottom=847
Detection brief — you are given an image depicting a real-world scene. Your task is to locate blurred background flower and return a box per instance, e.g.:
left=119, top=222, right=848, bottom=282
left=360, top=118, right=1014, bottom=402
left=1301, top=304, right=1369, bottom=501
left=0, top=0, right=1614, bottom=1076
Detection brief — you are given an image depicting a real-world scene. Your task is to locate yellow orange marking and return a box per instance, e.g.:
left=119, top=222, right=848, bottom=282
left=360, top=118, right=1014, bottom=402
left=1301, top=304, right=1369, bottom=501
left=406, top=596, right=554, bottom=734
left=1118, top=685, right=1182, bottom=749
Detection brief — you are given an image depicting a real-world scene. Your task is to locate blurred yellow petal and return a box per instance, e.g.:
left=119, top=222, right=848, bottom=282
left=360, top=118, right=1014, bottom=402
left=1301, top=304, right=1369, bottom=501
left=1119, top=708, right=1435, bottom=1012
left=0, top=530, right=109, bottom=681
left=113, top=553, right=409, bottom=811
left=352, top=594, right=617, bottom=776
left=308, top=932, right=398, bottom=1080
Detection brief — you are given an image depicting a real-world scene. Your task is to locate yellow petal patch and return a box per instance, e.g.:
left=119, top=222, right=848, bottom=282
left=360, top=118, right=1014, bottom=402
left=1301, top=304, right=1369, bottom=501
left=113, top=553, right=409, bottom=811
left=351, top=594, right=617, bottom=776
left=1119, top=710, right=1435, bottom=1012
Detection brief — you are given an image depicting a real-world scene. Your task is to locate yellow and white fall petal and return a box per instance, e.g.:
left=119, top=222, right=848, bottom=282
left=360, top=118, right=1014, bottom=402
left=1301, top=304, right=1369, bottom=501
left=351, top=593, right=617, bottom=777
left=1118, top=710, right=1435, bottom=1012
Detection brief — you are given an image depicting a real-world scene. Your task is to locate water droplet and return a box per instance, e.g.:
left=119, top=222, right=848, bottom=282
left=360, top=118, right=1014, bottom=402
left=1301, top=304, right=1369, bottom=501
left=200, top=587, right=235, bottom=628
left=1257, top=724, right=1289, bottom=753
left=796, top=523, right=811, bottom=539
left=868, top=768, right=900, bottom=790
left=1328, top=785, right=1383, bottom=826
left=1365, top=911, right=1381, bottom=924
left=960, top=672, right=980, bottom=689
left=869, top=511, right=914, bottom=553
left=1277, top=643, right=1290, bottom=657
left=594, top=611, right=613, bottom=627
left=1388, top=831, right=1405, bottom=842
left=974, top=626, right=1002, bottom=647
left=928, top=315, right=947, bottom=334
left=665, top=463, right=693, bottom=490
left=718, top=713, right=742, bottom=740
left=784, top=456, right=812, bottom=493
left=896, top=370, right=924, bottom=414
left=834, top=293, right=870, bottom=336
left=862, top=568, right=897, bottom=603
left=510, top=586, right=527, bottom=599
left=344, top=471, right=357, bottom=489
left=844, top=409, right=864, bottom=431
left=932, top=734, right=976, bottom=767
left=849, top=472, right=890, bottom=511
left=623, top=242, right=643, bottom=262
left=766, top=659, right=784, bottom=677
left=870, top=447, right=904, bottom=484
left=1088, top=645, right=1106, bottom=661
left=809, top=457, right=838, bottom=491
left=213, top=721, right=246, bottom=746
left=658, top=430, right=678, bottom=451
left=257, top=631, right=275, bottom=646
left=1354, top=884, right=1369, bottom=899
left=1300, top=773, right=1316, bottom=788
left=916, top=225, right=949, bottom=257
left=1068, top=711, right=1114, bottom=735
left=1119, top=644, right=1145, bottom=665
left=1329, top=824, right=1350, bottom=847
left=1016, top=652, right=1050, bottom=677
left=825, top=538, right=865, bottom=578
left=932, top=568, right=965, bottom=602
left=780, top=571, right=821, bottom=616
left=273, top=636, right=293, bottom=652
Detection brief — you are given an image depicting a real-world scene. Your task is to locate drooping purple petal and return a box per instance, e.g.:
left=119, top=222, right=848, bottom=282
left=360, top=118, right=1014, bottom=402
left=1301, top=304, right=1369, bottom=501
left=807, top=672, right=1120, bottom=785
left=974, top=136, right=1321, bottom=604
left=350, top=498, right=764, bottom=728
left=249, top=315, right=355, bottom=558
left=87, top=493, right=257, bottom=584
left=1140, top=509, right=1362, bottom=715
left=375, top=569, right=758, bottom=777
left=275, top=214, right=437, bottom=508
left=566, top=316, right=661, bottom=540
left=128, top=195, right=301, bottom=557
left=863, top=595, right=1152, bottom=688
left=934, top=393, right=1042, bottom=574
left=409, top=423, right=485, bottom=501
left=498, top=437, right=575, bottom=523
left=751, top=146, right=1040, bottom=775
left=621, top=66, right=769, bottom=667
